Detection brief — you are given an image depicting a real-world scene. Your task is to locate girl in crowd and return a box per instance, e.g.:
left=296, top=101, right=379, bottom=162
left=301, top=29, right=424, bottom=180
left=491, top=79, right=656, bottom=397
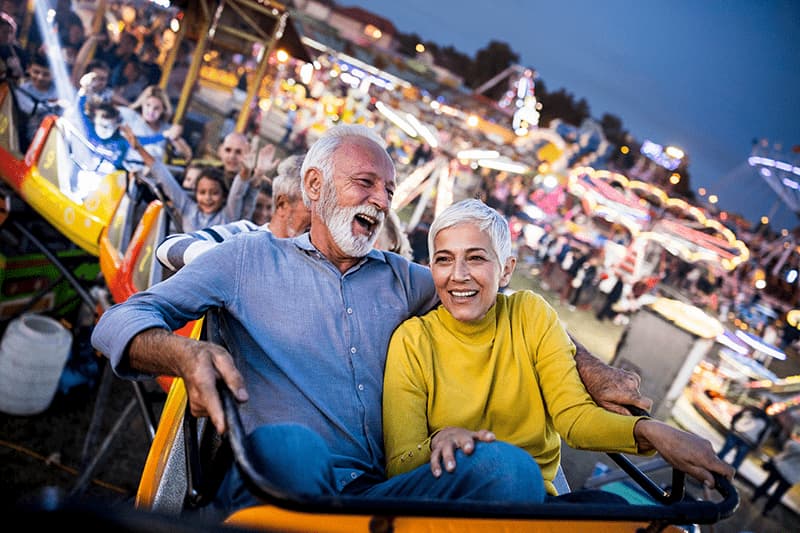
left=120, top=85, right=192, bottom=163
left=121, top=125, right=247, bottom=233
left=251, top=180, right=273, bottom=227
left=383, top=198, right=734, bottom=501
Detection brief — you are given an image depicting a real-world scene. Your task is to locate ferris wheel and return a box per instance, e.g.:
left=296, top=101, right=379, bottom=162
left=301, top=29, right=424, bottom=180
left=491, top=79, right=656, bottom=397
left=748, top=140, right=800, bottom=216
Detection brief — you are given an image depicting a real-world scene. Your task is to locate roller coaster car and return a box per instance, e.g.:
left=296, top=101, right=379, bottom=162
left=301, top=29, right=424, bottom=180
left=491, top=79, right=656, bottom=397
left=97, top=164, right=197, bottom=390
left=135, top=309, right=739, bottom=533
left=0, top=82, right=127, bottom=257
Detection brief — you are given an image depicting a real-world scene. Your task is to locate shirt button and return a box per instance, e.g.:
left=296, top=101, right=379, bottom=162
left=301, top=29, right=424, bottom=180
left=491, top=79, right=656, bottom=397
left=350, top=472, right=358, bottom=479
left=347, top=308, right=353, bottom=314
left=357, top=383, right=364, bottom=391
left=350, top=347, right=357, bottom=354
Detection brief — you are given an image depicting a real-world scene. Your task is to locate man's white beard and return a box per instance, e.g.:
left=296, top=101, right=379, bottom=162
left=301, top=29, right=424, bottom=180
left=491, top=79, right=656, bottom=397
left=318, top=178, right=383, bottom=258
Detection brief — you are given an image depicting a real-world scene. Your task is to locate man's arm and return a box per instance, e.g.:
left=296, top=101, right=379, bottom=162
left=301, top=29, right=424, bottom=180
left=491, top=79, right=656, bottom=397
left=571, top=335, right=654, bottom=415
left=156, top=220, right=262, bottom=272
left=127, top=328, right=247, bottom=434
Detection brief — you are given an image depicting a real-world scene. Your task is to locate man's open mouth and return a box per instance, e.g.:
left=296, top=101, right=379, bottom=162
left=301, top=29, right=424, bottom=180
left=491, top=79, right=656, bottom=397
left=354, top=213, right=378, bottom=233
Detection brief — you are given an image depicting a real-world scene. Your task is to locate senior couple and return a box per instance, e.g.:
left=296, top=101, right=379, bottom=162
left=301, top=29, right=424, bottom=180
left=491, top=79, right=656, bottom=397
left=92, top=124, right=733, bottom=519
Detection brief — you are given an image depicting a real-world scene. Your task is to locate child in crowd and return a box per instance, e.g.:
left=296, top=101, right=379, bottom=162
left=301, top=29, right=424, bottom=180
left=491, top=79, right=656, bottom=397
left=251, top=179, right=273, bottom=227
left=86, top=102, right=129, bottom=169
left=121, top=125, right=247, bottom=233
left=14, top=52, right=59, bottom=147
left=119, top=84, right=192, bottom=164
left=181, top=162, right=205, bottom=191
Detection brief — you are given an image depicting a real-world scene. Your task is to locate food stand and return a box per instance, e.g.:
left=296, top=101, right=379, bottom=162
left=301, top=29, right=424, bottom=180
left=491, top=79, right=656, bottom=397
left=611, top=297, right=723, bottom=420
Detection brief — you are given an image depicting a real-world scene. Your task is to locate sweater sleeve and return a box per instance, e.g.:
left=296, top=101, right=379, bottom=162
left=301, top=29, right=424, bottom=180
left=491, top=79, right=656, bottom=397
left=239, top=179, right=259, bottom=221
left=522, top=293, right=645, bottom=454
left=156, top=220, right=260, bottom=271
left=383, top=319, right=436, bottom=477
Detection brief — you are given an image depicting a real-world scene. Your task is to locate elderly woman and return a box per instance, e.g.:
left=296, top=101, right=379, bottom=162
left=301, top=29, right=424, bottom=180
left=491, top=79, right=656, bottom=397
left=382, top=198, right=734, bottom=501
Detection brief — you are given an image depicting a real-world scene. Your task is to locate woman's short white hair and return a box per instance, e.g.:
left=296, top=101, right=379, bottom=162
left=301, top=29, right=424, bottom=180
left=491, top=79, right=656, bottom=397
left=299, top=124, right=387, bottom=207
left=427, top=198, right=512, bottom=266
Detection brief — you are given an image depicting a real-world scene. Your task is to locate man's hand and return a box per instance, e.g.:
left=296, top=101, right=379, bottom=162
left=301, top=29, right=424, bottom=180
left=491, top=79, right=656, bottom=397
left=634, top=419, right=735, bottom=488
left=429, top=427, right=495, bottom=477
left=572, top=337, right=653, bottom=415
left=128, top=329, right=248, bottom=434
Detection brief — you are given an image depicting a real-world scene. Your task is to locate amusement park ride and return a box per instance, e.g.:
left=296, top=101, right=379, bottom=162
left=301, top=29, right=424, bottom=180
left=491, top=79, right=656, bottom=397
left=0, top=2, right=754, bottom=531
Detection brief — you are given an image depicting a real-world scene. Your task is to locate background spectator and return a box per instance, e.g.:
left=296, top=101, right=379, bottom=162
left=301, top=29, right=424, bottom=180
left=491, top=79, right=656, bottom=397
left=0, top=10, right=27, bottom=80
left=751, top=434, right=800, bottom=516
left=717, top=397, right=775, bottom=471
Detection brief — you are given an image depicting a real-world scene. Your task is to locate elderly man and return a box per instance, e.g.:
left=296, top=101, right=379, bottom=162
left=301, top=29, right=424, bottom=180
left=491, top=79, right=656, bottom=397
left=265, top=155, right=311, bottom=238
left=216, top=132, right=277, bottom=220
left=92, top=124, right=650, bottom=519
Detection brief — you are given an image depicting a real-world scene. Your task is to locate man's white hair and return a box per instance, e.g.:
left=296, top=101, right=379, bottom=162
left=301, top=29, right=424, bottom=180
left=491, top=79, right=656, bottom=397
left=300, top=124, right=387, bottom=207
left=272, top=154, right=305, bottom=209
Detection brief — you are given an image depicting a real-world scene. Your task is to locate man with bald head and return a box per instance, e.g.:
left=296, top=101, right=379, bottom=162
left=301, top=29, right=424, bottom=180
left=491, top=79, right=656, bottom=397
left=92, top=124, right=649, bottom=519
left=217, top=131, right=249, bottom=180
left=215, top=132, right=277, bottom=220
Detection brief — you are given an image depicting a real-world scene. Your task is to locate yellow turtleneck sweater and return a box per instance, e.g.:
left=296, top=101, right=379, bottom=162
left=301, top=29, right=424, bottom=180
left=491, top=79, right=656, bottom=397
left=383, top=290, right=646, bottom=496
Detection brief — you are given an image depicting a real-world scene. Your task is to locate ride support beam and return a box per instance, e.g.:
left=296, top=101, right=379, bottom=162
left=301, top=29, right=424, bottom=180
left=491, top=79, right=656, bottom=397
left=234, top=12, right=287, bottom=134
left=159, top=12, right=188, bottom=92
left=173, top=0, right=220, bottom=126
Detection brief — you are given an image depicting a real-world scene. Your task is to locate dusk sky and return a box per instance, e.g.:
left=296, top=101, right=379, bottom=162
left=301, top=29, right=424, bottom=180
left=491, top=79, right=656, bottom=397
left=344, top=0, right=800, bottom=230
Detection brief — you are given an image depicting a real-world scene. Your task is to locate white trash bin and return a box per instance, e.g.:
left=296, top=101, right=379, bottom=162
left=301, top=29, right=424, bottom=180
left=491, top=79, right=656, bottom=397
left=0, top=313, right=73, bottom=415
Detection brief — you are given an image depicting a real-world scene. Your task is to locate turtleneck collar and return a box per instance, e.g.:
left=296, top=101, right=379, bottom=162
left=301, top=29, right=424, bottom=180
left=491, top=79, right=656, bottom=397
left=435, top=299, right=499, bottom=344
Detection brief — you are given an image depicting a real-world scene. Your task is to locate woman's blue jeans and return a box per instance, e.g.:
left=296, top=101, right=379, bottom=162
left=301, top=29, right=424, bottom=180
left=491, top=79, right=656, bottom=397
left=207, top=423, right=546, bottom=518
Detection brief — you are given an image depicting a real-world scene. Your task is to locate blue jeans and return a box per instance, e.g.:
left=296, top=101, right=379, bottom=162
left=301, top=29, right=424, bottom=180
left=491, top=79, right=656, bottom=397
left=206, top=423, right=546, bottom=519
left=716, top=433, right=753, bottom=470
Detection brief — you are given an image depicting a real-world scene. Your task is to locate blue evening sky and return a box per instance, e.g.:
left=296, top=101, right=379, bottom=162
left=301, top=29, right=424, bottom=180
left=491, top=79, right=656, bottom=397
left=342, top=0, right=800, bottom=230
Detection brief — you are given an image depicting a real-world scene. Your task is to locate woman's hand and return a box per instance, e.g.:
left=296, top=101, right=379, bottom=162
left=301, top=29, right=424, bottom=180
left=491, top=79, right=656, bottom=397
left=634, top=419, right=735, bottom=488
left=429, top=427, right=496, bottom=477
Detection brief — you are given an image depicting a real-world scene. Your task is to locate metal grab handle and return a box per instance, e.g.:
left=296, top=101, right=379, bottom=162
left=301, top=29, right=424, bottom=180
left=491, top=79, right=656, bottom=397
left=219, top=381, right=306, bottom=506
left=606, top=452, right=685, bottom=504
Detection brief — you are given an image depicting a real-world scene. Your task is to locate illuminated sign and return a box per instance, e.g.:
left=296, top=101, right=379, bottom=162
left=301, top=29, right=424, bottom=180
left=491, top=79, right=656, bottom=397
left=640, top=140, right=682, bottom=170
